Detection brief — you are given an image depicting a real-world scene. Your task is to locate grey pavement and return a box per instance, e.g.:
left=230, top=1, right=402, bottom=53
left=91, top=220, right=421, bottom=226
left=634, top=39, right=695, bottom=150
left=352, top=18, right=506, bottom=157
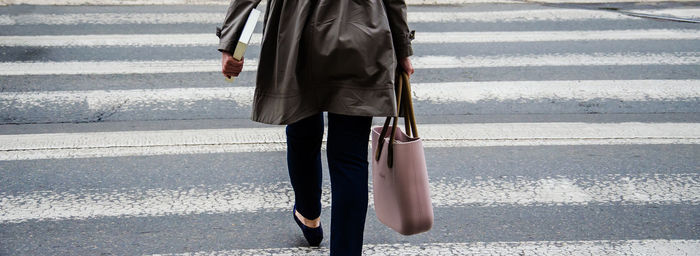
left=0, top=1, right=699, bottom=255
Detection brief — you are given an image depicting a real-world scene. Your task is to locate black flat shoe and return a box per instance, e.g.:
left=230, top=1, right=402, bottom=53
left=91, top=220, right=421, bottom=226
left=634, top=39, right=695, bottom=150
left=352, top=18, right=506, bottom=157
left=293, top=204, right=323, bottom=246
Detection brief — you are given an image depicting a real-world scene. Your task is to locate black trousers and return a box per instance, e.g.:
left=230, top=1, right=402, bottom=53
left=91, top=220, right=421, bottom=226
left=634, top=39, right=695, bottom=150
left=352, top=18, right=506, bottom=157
left=286, top=112, right=373, bottom=256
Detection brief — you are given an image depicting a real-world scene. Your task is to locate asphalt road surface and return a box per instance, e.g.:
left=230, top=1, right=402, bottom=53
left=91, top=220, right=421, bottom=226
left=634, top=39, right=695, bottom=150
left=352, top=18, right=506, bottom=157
left=0, top=1, right=699, bottom=255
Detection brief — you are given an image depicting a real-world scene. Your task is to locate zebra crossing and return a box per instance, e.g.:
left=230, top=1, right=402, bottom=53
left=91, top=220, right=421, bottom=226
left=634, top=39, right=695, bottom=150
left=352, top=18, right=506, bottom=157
left=2, top=122, right=699, bottom=160
left=147, top=240, right=700, bottom=255
left=0, top=9, right=640, bottom=25
left=4, top=29, right=700, bottom=47
left=0, top=1, right=699, bottom=255
left=2, top=52, right=700, bottom=75
left=3, top=173, right=699, bottom=223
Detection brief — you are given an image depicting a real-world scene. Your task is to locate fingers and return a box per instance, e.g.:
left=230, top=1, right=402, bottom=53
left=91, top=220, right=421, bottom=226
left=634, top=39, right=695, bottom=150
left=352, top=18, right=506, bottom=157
left=221, top=54, right=244, bottom=78
left=406, top=65, right=415, bottom=76
left=225, top=56, right=244, bottom=68
left=223, top=70, right=241, bottom=78
left=400, top=57, right=414, bottom=76
left=222, top=70, right=239, bottom=78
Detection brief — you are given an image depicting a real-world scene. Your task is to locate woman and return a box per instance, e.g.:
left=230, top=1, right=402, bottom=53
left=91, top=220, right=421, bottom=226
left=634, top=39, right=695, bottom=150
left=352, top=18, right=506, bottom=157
left=217, top=0, right=414, bottom=254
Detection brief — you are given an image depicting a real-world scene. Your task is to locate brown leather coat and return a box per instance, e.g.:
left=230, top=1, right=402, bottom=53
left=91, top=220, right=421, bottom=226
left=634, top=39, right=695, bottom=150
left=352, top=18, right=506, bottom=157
left=217, top=0, right=414, bottom=125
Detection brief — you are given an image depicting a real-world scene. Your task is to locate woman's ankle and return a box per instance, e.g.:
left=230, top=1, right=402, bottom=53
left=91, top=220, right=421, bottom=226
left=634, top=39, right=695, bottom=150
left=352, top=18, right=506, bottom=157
left=295, top=210, right=320, bottom=228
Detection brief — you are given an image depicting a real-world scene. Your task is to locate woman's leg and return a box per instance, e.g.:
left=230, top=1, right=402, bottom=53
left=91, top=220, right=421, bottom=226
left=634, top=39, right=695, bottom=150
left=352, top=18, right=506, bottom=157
left=326, top=113, right=373, bottom=256
left=286, top=113, right=324, bottom=221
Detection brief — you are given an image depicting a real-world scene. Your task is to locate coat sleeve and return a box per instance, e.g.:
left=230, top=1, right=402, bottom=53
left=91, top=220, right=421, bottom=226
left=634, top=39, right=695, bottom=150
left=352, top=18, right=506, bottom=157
left=216, top=0, right=263, bottom=53
left=382, top=0, right=415, bottom=59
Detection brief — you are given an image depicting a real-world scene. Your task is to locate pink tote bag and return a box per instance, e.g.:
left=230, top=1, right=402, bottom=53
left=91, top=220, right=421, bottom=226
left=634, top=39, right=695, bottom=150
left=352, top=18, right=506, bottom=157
left=371, top=72, right=433, bottom=235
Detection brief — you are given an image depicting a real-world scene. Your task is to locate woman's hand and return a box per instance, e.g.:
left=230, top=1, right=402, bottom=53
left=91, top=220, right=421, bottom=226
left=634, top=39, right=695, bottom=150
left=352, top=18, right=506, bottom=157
left=222, top=51, right=244, bottom=78
left=399, top=57, right=414, bottom=76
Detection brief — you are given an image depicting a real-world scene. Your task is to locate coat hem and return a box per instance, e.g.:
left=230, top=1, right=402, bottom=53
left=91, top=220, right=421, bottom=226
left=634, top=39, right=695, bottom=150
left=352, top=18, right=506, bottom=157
left=250, top=86, right=397, bottom=125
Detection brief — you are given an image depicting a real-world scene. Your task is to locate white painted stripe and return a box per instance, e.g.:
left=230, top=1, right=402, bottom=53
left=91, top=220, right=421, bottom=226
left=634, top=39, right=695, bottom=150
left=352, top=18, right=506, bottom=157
left=0, top=12, right=231, bottom=25
left=408, top=9, right=632, bottom=22
left=412, top=80, right=700, bottom=103
left=2, top=0, right=576, bottom=7
left=628, top=8, right=700, bottom=19
left=3, top=0, right=693, bottom=6
left=0, top=87, right=257, bottom=112
left=1, top=173, right=698, bottom=223
left=149, top=240, right=700, bottom=256
left=1, top=52, right=697, bottom=75
left=412, top=52, right=700, bottom=69
left=0, top=59, right=258, bottom=75
left=4, top=29, right=699, bottom=47
left=413, top=29, right=700, bottom=43
left=0, top=33, right=243, bottom=47
left=0, top=9, right=641, bottom=26
left=534, top=0, right=698, bottom=3
left=2, top=79, right=698, bottom=114
left=0, top=121, right=698, bottom=160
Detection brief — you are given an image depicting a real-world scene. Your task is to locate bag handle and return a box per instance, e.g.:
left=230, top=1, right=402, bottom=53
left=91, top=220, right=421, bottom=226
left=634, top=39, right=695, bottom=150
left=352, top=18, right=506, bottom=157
left=402, top=72, right=418, bottom=138
left=374, top=73, right=402, bottom=168
left=374, top=71, right=417, bottom=168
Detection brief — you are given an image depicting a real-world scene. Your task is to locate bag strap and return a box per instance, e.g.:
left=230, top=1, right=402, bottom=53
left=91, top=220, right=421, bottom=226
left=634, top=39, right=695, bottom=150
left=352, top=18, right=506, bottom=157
left=374, top=71, right=417, bottom=168
left=374, top=73, right=403, bottom=168
left=401, top=72, right=418, bottom=138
